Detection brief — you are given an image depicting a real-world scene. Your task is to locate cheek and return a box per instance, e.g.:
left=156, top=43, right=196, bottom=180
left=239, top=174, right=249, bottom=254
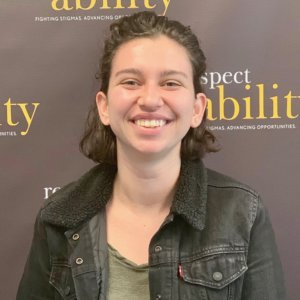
left=107, top=104, right=124, bottom=120
left=173, top=95, right=196, bottom=117
left=107, top=91, right=133, bottom=120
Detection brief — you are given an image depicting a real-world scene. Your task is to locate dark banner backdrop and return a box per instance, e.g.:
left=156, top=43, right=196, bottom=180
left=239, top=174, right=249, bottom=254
left=0, top=1, right=299, bottom=299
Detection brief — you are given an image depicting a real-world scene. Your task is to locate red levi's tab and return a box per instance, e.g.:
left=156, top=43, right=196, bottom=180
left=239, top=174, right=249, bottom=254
left=178, top=264, right=184, bottom=279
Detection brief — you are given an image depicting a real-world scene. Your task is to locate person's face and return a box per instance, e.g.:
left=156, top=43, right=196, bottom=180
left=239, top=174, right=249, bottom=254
left=96, top=35, right=206, bottom=160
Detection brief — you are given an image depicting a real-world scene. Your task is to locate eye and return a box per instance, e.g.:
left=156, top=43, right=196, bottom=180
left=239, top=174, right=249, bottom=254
left=166, top=81, right=180, bottom=86
left=121, top=79, right=140, bottom=87
left=162, top=80, right=182, bottom=89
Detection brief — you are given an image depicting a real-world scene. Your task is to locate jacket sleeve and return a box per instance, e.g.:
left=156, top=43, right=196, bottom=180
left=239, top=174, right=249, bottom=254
left=241, top=197, right=286, bottom=299
left=16, top=212, right=55, bottom=300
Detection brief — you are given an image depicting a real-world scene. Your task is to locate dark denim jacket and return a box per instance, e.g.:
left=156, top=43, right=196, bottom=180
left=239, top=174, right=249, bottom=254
left=17, top=160, right=286, bottom=300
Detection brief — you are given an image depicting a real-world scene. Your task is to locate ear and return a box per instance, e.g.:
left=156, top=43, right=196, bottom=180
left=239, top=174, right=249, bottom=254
left=96, top=91, right=110, bottom=125
left=191, top=93, right=207, bottom=128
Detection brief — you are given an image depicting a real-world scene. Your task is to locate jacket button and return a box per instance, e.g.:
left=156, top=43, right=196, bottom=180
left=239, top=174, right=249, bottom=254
left=155, top=294, right=162, bottom=299
left=64, top=286, right=71, bottom=296
left=72, top=233, right=80, bottom=240
left=212, top=271, right=223, bottom=281
left=154, top=245, right=162, bottom=252
left=75, top=257, right=83, bottom=265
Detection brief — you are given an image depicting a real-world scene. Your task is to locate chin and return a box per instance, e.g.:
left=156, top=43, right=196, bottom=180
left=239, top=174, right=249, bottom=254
left=134, top=143, right=180, bottom=159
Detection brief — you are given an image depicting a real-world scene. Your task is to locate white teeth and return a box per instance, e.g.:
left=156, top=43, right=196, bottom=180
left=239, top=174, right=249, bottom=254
left=135, top=119, right=167, bottom=128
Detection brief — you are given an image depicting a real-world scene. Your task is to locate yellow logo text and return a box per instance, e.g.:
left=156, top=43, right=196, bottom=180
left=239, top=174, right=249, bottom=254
left=51, top=0, right=171, bottom=15
left=0, top=98, right=40, bottom=136
left=207, top=83, right=300, bottom=121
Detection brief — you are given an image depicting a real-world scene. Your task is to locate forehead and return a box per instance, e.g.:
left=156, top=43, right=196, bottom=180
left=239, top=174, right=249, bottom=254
left=110, top=35, right=193, bottom=76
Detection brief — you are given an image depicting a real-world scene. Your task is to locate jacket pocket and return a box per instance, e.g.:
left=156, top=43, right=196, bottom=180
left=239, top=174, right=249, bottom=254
left=49, top=259, right=77, bottom=300
left=179, top=252, right=247, bottom=299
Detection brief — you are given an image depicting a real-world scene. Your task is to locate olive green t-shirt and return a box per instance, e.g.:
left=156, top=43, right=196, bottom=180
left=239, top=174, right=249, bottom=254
left=107, top=244, right=150, bottom=300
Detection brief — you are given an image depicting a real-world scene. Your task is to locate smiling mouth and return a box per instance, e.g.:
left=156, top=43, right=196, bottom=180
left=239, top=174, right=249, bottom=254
left=134, top=119, right=167, bottom=128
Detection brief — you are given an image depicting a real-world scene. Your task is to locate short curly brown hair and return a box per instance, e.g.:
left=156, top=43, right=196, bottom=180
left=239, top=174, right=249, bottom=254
left=80, top=11, right=219, bottom=164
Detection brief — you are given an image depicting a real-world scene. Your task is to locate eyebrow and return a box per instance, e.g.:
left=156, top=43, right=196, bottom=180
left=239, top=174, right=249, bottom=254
left=160, top=70, right=188, bottom=79
left=115, top=68, right=142, bottom=77
left=114, top=68, right=188, bottom=79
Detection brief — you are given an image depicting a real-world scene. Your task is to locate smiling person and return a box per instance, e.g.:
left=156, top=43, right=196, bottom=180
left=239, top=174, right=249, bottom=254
left=17, top=11, right=285, bottom=300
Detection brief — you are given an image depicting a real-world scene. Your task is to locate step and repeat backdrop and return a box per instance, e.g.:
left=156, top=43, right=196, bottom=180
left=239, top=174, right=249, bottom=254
left=1, top=0, right=299, bottom=299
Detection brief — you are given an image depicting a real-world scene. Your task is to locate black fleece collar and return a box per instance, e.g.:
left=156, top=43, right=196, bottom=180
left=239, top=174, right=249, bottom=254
left=41, top=160, right=207, bottom=231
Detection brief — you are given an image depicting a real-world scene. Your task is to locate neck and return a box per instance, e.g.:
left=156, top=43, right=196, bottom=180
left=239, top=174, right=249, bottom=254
left=112, top=148, right=181, bottom=213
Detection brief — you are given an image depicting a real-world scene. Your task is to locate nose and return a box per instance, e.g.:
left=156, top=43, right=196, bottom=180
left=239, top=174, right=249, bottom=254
left=137, top=84, right=163, bottom=111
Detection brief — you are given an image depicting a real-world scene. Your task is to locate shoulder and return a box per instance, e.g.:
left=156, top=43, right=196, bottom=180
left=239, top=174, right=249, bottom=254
left=207, top=168, right=258, bottom=197
left=205, top=168, right=261, bottom=226
left=40, top=163, right=117, bottom=228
